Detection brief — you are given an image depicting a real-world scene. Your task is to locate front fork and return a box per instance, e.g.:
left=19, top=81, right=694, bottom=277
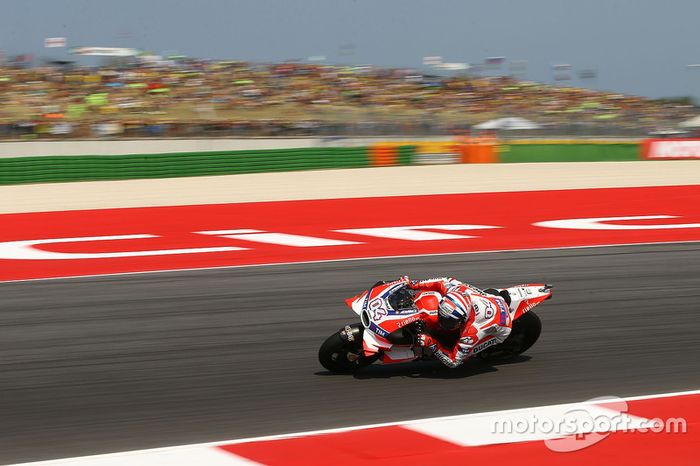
left=339, top=324, right=363, bottom=346
left=339, top=324, right=380, bottom=363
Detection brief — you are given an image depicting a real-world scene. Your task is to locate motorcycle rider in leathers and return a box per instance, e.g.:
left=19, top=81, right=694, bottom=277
left=399, top=276, right=513, bottom=368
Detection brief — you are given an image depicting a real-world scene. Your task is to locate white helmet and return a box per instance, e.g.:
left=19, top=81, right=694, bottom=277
left=438, top=291, right=471, bottom=331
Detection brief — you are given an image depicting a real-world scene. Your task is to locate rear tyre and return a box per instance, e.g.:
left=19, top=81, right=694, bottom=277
left=318, top=329, right=376, bottom=374
left=478, top=311, right=542, bottom=363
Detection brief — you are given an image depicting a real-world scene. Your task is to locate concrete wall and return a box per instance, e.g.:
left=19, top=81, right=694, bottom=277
left=0, top=136, right=454, bottom=158
left=0, top=138, right=318, bottom=158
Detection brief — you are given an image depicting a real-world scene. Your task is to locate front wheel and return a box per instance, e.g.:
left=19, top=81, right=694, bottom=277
left=318, top=326, right=378, bottom=374
left=478, top=311, right=542, bottom=363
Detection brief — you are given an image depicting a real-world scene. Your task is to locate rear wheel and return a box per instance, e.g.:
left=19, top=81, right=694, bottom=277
left=318, top=328, right=377, bottom=374
left=478, top=311, right=542, bottom=363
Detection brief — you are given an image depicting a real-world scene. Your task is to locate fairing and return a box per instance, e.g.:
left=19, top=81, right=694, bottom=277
left=344, top=281, right=553, bottom=362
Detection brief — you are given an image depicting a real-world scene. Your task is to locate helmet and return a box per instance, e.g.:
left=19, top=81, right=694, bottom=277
left=437, top=292, right=471, bottom=331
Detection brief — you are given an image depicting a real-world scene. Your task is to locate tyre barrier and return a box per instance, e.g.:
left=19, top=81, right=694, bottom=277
left=0, top=147, right=373, bottom=185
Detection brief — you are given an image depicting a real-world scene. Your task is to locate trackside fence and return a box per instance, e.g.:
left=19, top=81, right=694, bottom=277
left=0, top=139, right=673, bottom=186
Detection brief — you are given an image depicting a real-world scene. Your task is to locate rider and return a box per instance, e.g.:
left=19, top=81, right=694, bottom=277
left=399, top=276, right=513, bottom=368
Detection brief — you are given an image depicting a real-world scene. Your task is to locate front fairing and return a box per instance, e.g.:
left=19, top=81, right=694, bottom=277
left=345, top=281, right=437, bottom=355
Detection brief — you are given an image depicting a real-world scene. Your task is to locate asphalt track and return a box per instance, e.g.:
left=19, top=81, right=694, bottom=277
left=2, top=243, right=700, bottom=464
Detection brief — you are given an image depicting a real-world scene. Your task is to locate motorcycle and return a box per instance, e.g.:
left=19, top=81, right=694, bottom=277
left=319, top=280, right=553, bottom=373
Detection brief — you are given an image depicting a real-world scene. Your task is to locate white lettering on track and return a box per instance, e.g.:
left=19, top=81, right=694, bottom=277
left=198, top=229, right=361, bottom=247
left=534, top=215, right=700, bottom=230
left=335, top=224, right=499, bottom=241
left=0, top=234, right=245, bottom=260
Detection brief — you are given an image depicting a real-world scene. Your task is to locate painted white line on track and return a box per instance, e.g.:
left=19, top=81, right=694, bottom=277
left=1, top=239, right=699, bottom=284
left=10, top=446, right=263, bottom=466
left=10, top=388, right=700, bottom=465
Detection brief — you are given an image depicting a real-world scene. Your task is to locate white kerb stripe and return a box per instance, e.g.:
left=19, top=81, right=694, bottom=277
left=404, top=402, right=651, bottom=447
left=10, top=445, right=262, bottom=466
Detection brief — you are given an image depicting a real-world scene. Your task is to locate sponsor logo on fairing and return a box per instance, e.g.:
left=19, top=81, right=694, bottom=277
left=433, top=348, right=460, bottom=368
left=495, top=299, right=508, bottom=325
left=521, top=301, right=539, bottom=314
left=495, top=299, right=506, bottom=312
left=483, top=301, right=495, bottom=319
left=369, top=322, right=388, bottom=338
left=397, top=315, right=420, bottom=328
left=472, top=338, right=499, bottom=354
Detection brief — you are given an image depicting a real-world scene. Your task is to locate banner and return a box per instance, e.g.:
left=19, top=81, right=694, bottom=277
left=642, top=139, right=700, bottom=160
left=44, top=37, right=66, bottom=48
left=552, top=64, right=572, bottom=81
left=71, top=47, right=139, bottom=57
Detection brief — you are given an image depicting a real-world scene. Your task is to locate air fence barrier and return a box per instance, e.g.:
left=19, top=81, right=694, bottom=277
left=0, top=140, right=647, bottom=186
left=500, top=140, right=639, bottom=163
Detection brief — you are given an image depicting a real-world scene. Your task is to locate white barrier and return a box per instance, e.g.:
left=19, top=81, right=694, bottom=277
left=0, top=136, right=454, bottom=158
left=0, top=138, right=318, bottom=158
left=644, top=139, right=700, bottom=159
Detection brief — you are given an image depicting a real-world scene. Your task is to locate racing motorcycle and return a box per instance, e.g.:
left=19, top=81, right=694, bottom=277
left=319, top=280, right=553, bottom=373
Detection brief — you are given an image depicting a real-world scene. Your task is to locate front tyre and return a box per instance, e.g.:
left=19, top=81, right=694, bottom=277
left=318, top=328, right=376, bottom=374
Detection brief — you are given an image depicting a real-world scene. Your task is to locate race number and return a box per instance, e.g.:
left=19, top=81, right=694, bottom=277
left=368, top=298, right=388, bottom=320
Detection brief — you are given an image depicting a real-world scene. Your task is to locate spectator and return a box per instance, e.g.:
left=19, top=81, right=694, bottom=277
left=0, top=59, right=694, bottom=139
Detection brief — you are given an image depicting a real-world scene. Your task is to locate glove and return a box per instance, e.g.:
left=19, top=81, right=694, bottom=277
left=399, top=275, right=412, bottom=285
left=413, top=319, right=425, bottom=334
left=416, top=333, right=437, bottom=348
left=457, top=335, right=476, bottom=355
left=401, top=275, right=425, bottom=289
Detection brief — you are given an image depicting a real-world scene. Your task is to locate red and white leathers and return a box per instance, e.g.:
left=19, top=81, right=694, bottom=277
left=405, top=276, right=513, bottom=368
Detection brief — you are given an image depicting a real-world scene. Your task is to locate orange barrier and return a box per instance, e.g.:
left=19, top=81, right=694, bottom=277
left=370, top=139, right=501, bottom=165
left=457, top=136, right=499, bottom=163
left=369, top=143, right=398, bottom=166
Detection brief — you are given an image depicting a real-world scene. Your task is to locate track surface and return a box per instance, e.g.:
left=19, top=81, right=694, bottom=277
left=2, top=243, right=700, bottom=464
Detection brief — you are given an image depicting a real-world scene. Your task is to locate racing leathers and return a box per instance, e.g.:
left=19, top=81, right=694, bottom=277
left=405, top=276, right=513, bottom=368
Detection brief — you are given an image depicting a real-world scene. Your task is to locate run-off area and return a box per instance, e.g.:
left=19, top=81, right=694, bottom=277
left=1, top=185, right=699, bottom=281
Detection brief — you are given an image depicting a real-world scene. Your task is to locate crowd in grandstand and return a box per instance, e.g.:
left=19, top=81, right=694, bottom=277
left=0, top=59, right=695, bottom=138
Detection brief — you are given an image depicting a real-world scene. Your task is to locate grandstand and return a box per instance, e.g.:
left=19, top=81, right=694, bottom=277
left=0, top=60, right=695, bottom=139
